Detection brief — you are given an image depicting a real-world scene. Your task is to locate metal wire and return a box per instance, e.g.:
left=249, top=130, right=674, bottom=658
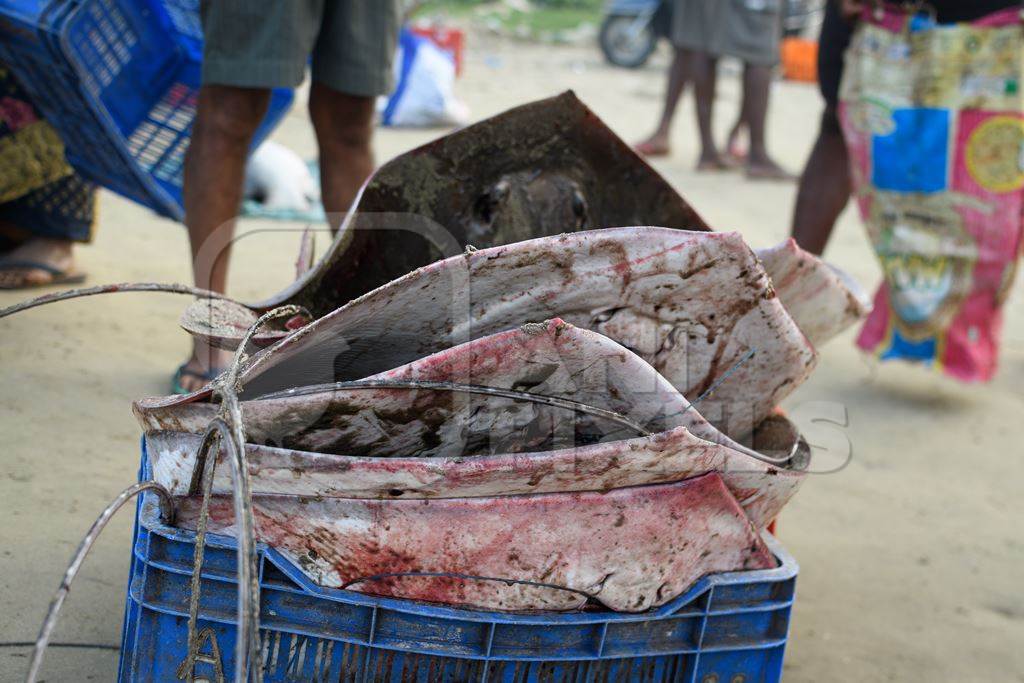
left=0, top=291, right=309, bottom=679
left=258, top=379, right=654, bottom=437
left=2, top=642, right=118, bottom=650
left=0, top=282, right=241, bottom=319
left=177, top=419, right=259, bottom=683
left=677, top=348, right=800, bottom=467
left=25, top=481, right=174, bottom=683
left=686, top=348, right=758, bottom=411
left=341, top=571, right=598, bottom=602
left=8, top=294, right=303, bottom=682
left=254, top=347, right=798, bottom=467
left=178, top=305, right=307, bottom=683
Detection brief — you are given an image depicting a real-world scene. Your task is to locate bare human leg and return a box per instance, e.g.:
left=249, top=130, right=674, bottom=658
left=178, top=84, right=271, bottom=393
left=725, top=112, right=748, bottom=165
left=742, top=62, right=793, bottom=180
left=691, top=51, right=727, bottom=171
left=791, top=105, right=851, bottom=255
left=635, top=47, right=696, bottom=157
left=308, top=82, right=377, bottom=232
left=725, top=63, right=752, bottom=164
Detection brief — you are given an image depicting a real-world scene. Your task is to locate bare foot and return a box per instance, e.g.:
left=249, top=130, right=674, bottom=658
left=726, top=125, right=748, bottom=165
left=635, top=133, right=671, bottom=157
left=173, top=340, right=232, bottom=394
left=0, top=238, right=82, bottom=289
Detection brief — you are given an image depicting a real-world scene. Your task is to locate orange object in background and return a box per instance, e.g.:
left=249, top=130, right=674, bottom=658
left=781, top=38, right=818, bottom=83
left=411, top=26, right=466, bottom=76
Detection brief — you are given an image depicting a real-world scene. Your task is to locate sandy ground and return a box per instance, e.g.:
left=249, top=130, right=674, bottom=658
left=1, top=33, right=1022, bottom=682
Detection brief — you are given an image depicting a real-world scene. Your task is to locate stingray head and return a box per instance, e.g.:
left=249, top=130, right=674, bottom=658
left=466, top=170, right=590, bottom=245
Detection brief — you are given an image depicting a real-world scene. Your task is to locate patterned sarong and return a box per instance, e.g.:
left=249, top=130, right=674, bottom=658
left=0, top=64, right=94, bottom=242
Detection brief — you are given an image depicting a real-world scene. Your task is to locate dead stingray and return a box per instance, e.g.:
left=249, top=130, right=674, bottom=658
left=138, top=320, right=808, bottom=527
left=179, top=92, right=865, bottom=356
left=253, top=90, right=712, bottom=317
left=147, top=418, right=804, bottom=529
left=137, top=319, right=730, bottom=452
left=185, top=238, right=869, bottom=354
left=757, top=239, right=871, bottom=347
left=164, top=228, right=817, bottom=438
left=172, top=472, right=775, bottom=612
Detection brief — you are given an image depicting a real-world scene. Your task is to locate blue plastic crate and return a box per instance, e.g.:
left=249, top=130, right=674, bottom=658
left=0, top=0, right=292, bottom=220
left=117, top=447, right=798, bottom=682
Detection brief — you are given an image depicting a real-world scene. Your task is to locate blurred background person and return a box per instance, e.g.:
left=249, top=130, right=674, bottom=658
left=796, top=0, right=1023, bottom=382
left=0, top=64, right=95, bottom=289
left=175, top=0, right=400, bottom=393
left=791, top=0, right=1019, bottom=255
left=636, top=0, right=791, bottom=179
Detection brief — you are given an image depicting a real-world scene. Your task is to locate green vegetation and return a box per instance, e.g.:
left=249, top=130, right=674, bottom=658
left=411, top=0, right=602, bottom=38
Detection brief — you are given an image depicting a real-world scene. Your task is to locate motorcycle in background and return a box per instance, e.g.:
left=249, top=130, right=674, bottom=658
left=598, top=0, right=821, bottom=69
left=598, top=0, right=665, bottom=68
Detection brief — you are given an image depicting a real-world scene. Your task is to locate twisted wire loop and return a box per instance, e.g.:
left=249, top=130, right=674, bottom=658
left=25, top=482, right=175, bottom=683
left=23, top=303, right=304, bottom=683
left=176, top=419, right=259, bottom=683
left=177, top=305, right=306, bottom=683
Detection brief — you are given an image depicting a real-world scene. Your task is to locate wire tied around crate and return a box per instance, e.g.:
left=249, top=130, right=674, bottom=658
left=342, top=571, right=603, bottom=601
left=177, top=305, right=305, bottom=683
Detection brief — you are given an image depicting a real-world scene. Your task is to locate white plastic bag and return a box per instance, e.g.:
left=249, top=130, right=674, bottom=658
left=379, top=28, right=470, bottom=128
left=243, top=140, right=320, bottom=213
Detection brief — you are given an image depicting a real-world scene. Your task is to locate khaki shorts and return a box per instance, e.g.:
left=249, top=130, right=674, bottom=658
left=200, top=0, right=400, bottom=96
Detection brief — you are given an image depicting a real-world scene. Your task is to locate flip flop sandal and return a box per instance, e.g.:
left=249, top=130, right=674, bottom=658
left=725, top=150, right=748, bottom=167
left=0, top=260, right=86, bottom=290
left=634, top=141, right=670, bottom=158
left=171, top=363, right=225, bottom=395
left=695, top=159, right=736, bottom=173
left=745, top=166, right=797, bottom=182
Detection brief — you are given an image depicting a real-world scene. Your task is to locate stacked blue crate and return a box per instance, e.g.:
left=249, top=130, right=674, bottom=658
left=0, top=0, right=292, bottom=220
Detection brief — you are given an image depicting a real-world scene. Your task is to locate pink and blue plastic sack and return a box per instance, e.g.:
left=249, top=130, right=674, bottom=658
left=839, top=5, right=1024, bottom=381
left=379, top=28, right=469, bottom=128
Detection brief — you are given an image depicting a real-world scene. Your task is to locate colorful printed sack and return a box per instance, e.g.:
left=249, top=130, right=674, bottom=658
left=839, top=5, right=1024, bottom=381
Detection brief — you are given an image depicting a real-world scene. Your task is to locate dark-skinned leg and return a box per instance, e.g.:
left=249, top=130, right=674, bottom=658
left=791, top=105, right=850, bottom=255
left=743, top=62, right=792, bottom=179
left=725, top=63, right=751, bottom=163
left=308, top=82, right=377, bottom=231
left=692, top=51, right=725, bottom=170
left=179, top=84, right=271, bottom=392
left=635, top=47, right=695, bottom=156
left=725, top=111, right=748, bottom=164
